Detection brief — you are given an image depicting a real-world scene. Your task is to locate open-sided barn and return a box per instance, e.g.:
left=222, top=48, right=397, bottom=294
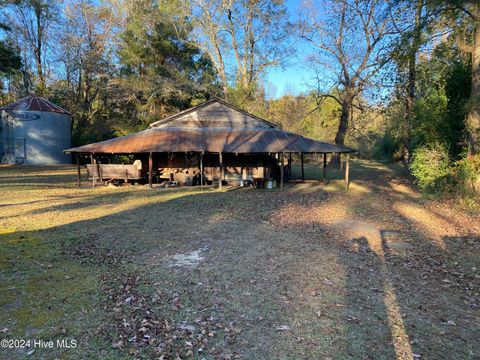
left=65, top=98, right=354, bottom=188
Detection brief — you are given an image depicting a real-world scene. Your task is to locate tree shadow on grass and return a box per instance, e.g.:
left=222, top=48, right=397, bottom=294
left=340, top=236, right=398, bottom=360
left=1, top=161, right=478, bottom=359
left=0, top=189, right=233, bottom=359
left=3, top=188, right=345, bottom=359
left=2, top=181, right=414, bottom=359
left=283, top=160, right=480, bottom=359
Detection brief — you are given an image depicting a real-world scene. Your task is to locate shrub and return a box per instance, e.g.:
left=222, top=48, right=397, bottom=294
left=455, top=154, right=480, bottom=195
left=373, top=133, right=401, bottom=161
left=410, top=144, right=455, bottom=194
left=411, top=144, right=480, bottom=197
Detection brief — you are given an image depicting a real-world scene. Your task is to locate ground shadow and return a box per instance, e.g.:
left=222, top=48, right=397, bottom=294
left=1, top=161, right=479, bottom=359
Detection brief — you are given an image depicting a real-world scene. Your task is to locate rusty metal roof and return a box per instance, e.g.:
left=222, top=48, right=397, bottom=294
left=149, top=98, right=277, bottom=129
left=65, top=127, right=354, bottom=154
left=0, top=95, right=70, bottom=115
left=65, top=99, right=354, bottom=155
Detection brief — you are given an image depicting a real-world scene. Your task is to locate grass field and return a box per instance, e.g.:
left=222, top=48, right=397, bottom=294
left=0, top=161, right=479, bottom=359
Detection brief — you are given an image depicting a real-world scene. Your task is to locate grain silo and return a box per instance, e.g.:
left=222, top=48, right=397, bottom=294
left=0, top=95, right=71, bottom=164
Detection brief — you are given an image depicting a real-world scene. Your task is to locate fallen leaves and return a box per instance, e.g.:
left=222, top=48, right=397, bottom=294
left=100, top=273, right=240, bottom=358
left=111, top=340, right=124, bottom=349
left=322, top=279, right=333, bottom=286
left=2, top=163, right=478, bottom=359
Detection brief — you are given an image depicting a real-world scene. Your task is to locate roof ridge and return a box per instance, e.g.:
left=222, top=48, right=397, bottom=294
left=148, top=98, right=218, bottom=128
left=0, top=95, right=70, bottom=115
left=209, top=97, right=279, bottom=128
left=148, top=98, right=278, bottom=129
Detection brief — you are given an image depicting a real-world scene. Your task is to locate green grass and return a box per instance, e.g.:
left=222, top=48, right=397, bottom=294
left=0, top=161, right=479, bottom=359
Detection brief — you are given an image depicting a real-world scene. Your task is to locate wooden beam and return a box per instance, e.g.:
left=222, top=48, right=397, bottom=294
left=288, top=153, right=292, bottom=176
left=90, top=155, right=96, bottom=188
left=200, top=153, right=204, bottom=189
left=96, top=156, right=102, bottom=186
left=76, top=155, right=81, bottom=188
left=300, top=153, right=305, bottom=181
left=218, top=152, right=223, bottom=190
left=148, top=152, right=153, bottom=188
left=323, top=153, right=327, bottom=180
left=345, top=153, right=350, bottom=190
left=280, top=153, right=284, bottom=190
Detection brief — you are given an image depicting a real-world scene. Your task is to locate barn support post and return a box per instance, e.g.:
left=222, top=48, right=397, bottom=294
left=218, top=152, right=223, bottom=190
left=148, top=152, right=153, bottom=188
left=280, top=153, right=284, bottom=190
left=200, top=153, right=204, bottom=189
left=300, top=153, right=305, bottom=181
left=76, top=155, right=81, bottom=187
left=345, top=153, right=350, bottom=190
left=340, top=153, right=344, bottom=171
left=90, top=154, right=95, bottom=188
left=288, top=153, right=292, bottom=176
left=96, top=156, right=102, bottom=185
left=323, top=153, right=327, bottom=181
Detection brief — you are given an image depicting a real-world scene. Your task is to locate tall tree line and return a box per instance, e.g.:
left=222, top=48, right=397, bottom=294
left=0, top=0, right=479, bottom=162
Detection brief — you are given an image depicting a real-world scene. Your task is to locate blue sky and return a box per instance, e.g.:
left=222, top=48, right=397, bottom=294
left=265, top=55, right=313, bottom=98
left=264, top=0, right=315, bottom=98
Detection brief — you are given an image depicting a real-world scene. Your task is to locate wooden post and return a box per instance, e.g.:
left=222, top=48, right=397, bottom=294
left=288, top=153, right=292, bottom=176
left=340, top=153, right=344, bottom=171
left=323, top=153, right=327, bottom=180
left=90, top=154, right=96, bottom=188
left=148, top=152, right=153, bottom=188
left=300, top=153, right=305, bottom=181
left=280, top=153, right=284, bottom=190
left=76, top=155, right=81, bottom=187
left=218, top=152, right=223, bottom=190
left=200, top=153, right=204, bottom=189
left=96, top=157, right=102, bottom=186
left=345, top=153, right=350, bottom=190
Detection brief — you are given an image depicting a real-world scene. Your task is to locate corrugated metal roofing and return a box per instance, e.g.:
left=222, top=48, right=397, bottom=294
left=65, top=127, right=354, bottom=154
left=65, top=99, right=354, bottom=155
left=0, top=95, right=70, bottom=115
left=149, top=98, right=277, bottom=129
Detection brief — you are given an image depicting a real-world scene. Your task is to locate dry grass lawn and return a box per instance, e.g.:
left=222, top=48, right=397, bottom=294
left=0, top=160, right=479, bottom=359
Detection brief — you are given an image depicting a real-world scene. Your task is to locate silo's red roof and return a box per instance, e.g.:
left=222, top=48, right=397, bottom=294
left=0, top=95, right=70, bottom=115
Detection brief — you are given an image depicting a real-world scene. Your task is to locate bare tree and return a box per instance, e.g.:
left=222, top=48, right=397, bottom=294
left=301, top=0, right=392, bottom=164
left=387, top=0, right=428, bottom=164
left=57, top=0, right=115, bottom=139
left=185, top=0, right=293, bottom=100
left=7, top=0, right=58, bottom=94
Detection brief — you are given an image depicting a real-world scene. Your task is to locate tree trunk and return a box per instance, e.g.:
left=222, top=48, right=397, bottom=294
left=219, top=70, right=229, bottom=101
left=212, top=38, right=229, bottom=101
left=402, top=56, right=415, bottom=165
left=403, top=0, right=424, bottom=165
left=467, top=13, right=480, bottom=154
left=34, top=2, right=45, bottom=94
left=334, top=98, right=350, bottom=147
left=331, top=94, right=353, bottom=167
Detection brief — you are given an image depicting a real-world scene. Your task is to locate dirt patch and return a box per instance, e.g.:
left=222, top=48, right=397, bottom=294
left=168, top=246, right=210, bottom=268
left=1, top=161, right=479, bottom=359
